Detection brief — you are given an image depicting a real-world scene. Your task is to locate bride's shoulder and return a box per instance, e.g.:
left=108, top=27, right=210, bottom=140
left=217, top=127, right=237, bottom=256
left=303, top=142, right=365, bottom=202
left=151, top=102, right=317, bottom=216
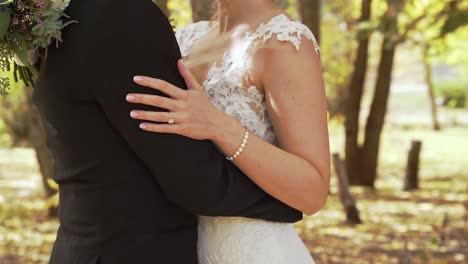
left=255, top=14, right=320, bottom=54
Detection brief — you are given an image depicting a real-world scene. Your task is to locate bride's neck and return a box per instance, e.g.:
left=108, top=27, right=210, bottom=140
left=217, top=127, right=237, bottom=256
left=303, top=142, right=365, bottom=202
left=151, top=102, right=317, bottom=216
left=216, top=0, right=279, bottom=32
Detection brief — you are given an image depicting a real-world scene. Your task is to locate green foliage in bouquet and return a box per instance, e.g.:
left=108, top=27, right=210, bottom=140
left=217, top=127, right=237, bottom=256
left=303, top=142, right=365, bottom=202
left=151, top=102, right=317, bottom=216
left=0, top=0, right=73, bottom=95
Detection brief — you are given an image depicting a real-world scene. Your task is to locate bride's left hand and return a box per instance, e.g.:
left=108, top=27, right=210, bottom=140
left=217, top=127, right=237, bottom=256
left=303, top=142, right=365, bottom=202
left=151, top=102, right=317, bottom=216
left=126, top=60, right=227, bottom=141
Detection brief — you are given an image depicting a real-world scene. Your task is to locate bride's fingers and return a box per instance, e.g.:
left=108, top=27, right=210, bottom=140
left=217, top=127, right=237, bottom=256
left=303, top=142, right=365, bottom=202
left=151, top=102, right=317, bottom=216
left=139, top=123, right=183, bottom=135
left=126, top=94, right=180, bottom=111
left=130, top=110, right=172, bottom=123
left=177, top=60, right=203, bottom=91
left=133, top=76, right=187, bottom=99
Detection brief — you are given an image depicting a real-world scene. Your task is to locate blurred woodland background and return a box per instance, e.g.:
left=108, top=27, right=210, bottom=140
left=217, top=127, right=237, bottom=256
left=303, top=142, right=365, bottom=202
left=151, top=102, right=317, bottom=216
left=0, top=0, right=467, bottom=263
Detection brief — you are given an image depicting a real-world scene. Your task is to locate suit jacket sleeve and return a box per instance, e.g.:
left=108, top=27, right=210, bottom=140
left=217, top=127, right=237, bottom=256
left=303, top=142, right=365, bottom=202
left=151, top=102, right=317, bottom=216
left=91, top=0, right=302, bottom=223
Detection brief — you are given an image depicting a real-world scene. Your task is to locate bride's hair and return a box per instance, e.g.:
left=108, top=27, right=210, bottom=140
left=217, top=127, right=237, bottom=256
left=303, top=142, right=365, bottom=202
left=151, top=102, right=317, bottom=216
left=210, top=0, right=226, bottom=22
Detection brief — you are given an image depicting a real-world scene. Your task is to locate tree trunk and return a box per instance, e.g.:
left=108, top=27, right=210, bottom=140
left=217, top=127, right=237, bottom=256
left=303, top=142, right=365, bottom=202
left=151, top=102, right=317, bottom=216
left=0, top=98, right=30, bottom=146
left=360, top=0, right=401, bottom=187
left=23, top=87, right=56, bottom=199
left=297, top=0, right=321, bottom=43
left=24, top=87, right=58, bottom=216
left=191, top=0, right=214, bottom=22
left=423, top=44, right=441, bottom=131
left=360, top=45, right=396, bottom=186
left=0, top=87, right=57, bottom=215
left=332, top=153, right=362, bottom=225
left=344, top=0, right=373, bottom=185
left=153, top=0, right=170, bottom=17
left=404, top=140, right=422, bottom=191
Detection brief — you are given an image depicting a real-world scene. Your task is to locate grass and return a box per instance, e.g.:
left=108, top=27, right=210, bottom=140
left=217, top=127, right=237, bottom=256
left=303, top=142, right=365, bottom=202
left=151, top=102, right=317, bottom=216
left=0, top=149, right=57, bottom=264
left=0, top=120, right=10, bottom=148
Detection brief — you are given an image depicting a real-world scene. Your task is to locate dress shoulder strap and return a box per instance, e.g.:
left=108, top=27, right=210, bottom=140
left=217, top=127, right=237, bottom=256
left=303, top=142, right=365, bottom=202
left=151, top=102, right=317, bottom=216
left=252, top=14, right=320, bottom=54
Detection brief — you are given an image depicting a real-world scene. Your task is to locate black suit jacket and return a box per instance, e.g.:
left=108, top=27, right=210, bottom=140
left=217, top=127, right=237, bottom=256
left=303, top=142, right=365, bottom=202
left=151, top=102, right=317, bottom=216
left=33, top=0, right=302, bottom=263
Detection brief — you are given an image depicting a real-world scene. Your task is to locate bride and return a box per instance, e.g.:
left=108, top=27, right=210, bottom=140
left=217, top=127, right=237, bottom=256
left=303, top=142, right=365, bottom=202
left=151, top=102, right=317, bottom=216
left=126, top=0, right=330, bottom=263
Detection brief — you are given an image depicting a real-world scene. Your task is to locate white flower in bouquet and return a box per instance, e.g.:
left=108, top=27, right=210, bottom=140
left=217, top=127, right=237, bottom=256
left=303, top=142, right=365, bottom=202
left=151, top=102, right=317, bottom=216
left=50, top=0, right=71, bottom=11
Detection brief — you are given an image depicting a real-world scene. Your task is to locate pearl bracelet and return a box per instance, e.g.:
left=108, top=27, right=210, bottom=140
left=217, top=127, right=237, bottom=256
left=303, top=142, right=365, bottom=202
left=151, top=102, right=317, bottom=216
left=226, top=128, right=250, bottom=161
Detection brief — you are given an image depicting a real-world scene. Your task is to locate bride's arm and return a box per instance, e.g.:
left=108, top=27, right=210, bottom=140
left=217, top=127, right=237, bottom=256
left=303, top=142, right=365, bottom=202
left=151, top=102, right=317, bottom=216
left=211, top=39, right=330, bottom=215
left=127, top=39, right=329, bottom=215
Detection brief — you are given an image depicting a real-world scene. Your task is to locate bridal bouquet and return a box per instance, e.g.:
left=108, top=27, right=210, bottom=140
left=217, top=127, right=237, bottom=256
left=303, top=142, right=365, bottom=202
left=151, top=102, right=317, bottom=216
left=0, top=0, right=73, bottom=95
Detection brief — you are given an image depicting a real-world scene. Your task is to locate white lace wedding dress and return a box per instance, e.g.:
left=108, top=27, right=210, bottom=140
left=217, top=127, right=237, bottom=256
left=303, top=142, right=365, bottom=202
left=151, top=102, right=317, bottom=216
left=176, top=14, right=319, bottom=264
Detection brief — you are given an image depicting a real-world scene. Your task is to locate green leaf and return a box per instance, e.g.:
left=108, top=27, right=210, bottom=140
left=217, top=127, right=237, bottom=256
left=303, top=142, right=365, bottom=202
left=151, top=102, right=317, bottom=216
left=0, top=11, right=11, bottom=39
left=10, top=33, right=31, bottom=67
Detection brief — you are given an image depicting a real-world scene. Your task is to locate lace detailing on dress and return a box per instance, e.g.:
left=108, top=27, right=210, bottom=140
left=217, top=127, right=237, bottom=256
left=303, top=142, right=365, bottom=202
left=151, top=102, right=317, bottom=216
left=204, top=61, right=277, bottom=143
left=175, top=15, right=316, bottom=264
left=175, top=21, right=212, bottom=57
left=198, top=217, right=313, bottom=264
left=251, top=14, right=320, bottom=53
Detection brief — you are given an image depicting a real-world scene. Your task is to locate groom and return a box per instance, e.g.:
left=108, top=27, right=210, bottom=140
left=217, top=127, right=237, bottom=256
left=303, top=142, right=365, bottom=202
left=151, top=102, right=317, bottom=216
left=33, top=0, right=302, bottom=263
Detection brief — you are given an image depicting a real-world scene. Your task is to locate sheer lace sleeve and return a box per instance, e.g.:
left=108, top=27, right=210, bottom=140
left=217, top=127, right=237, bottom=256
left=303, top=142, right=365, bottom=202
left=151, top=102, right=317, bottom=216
left=253, top=15, right=320, bottom=54
left=175, top=21, right=212, bottom=57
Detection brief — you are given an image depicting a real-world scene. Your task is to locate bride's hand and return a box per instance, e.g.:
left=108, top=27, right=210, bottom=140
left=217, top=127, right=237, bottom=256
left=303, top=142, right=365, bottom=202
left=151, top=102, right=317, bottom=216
left=126, top=60, right=228, bottom=141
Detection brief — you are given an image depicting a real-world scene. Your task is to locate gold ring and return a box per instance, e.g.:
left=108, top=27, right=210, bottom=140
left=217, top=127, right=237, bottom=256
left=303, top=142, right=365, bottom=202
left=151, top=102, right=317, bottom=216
left=168, top=112, right=175, bottom=124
